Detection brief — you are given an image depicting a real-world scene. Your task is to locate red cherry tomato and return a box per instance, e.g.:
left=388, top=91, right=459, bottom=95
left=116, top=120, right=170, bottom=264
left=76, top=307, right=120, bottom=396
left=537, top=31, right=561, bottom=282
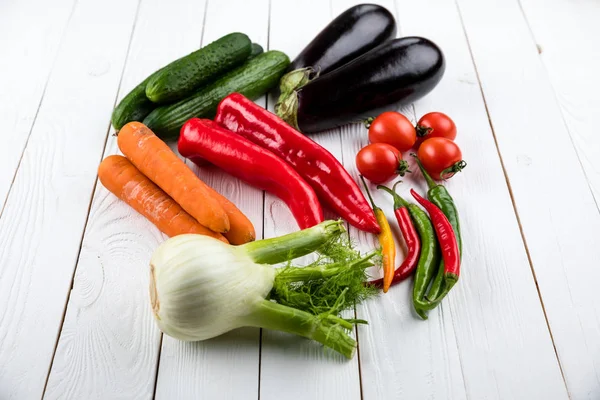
left=417, top=137, right=466, bottom=180
left=415, top=112, right=457, bottom=148
left=368, top=111, right=416, bottom=152
left=356, top=143, right=410, bottom=184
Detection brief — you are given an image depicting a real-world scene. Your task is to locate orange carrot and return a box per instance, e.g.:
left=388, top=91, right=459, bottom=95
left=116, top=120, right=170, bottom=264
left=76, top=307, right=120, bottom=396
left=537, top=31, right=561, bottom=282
left=202, top=183, right=256, bottom=244
left=117, top=122, right=229, bottom=233
left=98, top=155, right=227, bottom=243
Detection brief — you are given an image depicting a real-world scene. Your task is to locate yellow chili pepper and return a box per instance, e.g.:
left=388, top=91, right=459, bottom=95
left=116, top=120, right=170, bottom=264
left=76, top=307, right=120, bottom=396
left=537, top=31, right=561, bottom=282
left=360, top=176, right=396, bottom=292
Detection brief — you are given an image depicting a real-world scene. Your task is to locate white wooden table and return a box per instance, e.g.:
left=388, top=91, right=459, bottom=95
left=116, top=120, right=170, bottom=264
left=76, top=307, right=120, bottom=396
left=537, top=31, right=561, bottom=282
left=1, top=0, right=599, bottom=398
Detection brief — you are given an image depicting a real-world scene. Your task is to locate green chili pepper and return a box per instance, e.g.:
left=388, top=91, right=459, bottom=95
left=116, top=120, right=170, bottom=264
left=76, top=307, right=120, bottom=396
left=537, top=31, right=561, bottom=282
left=408, top=203, right=441, bottom=319
left=412, top=155, right=462, bottom=309
left=379, top=183, right=441, bottom=319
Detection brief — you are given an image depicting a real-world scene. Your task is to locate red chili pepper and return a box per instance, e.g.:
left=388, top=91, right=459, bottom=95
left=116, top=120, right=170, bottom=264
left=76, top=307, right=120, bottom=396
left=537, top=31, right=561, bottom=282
left=410, top=189, right=460, bottom=280
left=369, top=184, right=421, bottom=288
left=214, top=93, right=380, bottom=234
left=178, top=118, right=324, bottom=229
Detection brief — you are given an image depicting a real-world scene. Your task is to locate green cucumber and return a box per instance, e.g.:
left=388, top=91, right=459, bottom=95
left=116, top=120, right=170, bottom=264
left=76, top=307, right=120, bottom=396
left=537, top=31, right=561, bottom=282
left=145, top=33, right=252, bottom=104
left=111, top=68, right=163, bottom=130
left=111, top=41, right=261, bottom=130
left=250, top=43, right=264, bottom=58
left=144, top=50, right=289, bottom=139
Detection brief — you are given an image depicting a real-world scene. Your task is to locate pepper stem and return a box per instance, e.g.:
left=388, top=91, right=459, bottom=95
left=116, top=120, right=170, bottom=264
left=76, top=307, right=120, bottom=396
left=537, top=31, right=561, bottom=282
left=377, top=183, right=409, bottom=209
left=410, top=153, right=438, bottom=190
left=241, top=220, right=345, bottom=264
left=359, top=175, right=379, bottom=210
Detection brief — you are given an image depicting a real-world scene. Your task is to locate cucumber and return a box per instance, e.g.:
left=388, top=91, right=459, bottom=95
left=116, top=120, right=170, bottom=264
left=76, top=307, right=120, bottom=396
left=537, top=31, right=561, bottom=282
left=111, top=41, right=261, bottom=130
left=250, top=43, right=264, bottom=58
left=111, top=68, right=163, bottom=130
left=145, top=33, right=252, bottom=104
left=144, top=50, right=290, bottom=139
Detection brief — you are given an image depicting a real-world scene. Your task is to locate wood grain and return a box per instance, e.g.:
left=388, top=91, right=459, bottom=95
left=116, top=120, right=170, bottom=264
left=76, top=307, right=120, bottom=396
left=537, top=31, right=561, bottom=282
left=259, top=1, right=362, bottom=399
left=518, top=1, right=600, bottom=395
left=329, top=1, right=466, bottom=398
left=0, top=0, right=75, bottom=211
left=44, top=0, right=216, bottom=398
left=335, top=0, right=568, bottom=398
left=519, top=0, right=600, bottom=209
left=0, top=0, right=593, bottom=397
left=0, top=0, right=140, bottom=398
left=154, top=0, right=267, bottom=398
left=456, top=0, right=600, bottom=397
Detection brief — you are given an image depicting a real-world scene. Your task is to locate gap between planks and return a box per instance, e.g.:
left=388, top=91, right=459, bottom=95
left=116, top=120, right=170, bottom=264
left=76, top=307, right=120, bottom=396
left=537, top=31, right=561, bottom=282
left=149, top=0, right=211, bottom=397
left=515, top=0, right=599, bottom=215
left=39, top=0, right=145, bottom=396
left=452, top=0, right=570, bottom=395
left=256, top=1, right=272, bottom=399
left=34, top=0, right=574, bottom=397
left=0, top=0, right=79, bottom=222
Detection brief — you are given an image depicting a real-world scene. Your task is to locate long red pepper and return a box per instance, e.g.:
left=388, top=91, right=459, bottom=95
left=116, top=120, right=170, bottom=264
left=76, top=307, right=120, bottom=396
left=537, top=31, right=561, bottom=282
left=369, top=184, right=421, bottom=288
left=214, top=93, right=380, bottom=234
left=410, top=189, right=460, bottom=280
left=178, top=118, right=324, bottom=229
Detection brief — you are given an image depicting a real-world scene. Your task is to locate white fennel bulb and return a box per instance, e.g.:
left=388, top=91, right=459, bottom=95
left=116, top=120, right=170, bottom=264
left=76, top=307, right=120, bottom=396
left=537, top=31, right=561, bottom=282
left=150, top=234, right=275, bottom=341
left=148, top=220, right=376, bottom=359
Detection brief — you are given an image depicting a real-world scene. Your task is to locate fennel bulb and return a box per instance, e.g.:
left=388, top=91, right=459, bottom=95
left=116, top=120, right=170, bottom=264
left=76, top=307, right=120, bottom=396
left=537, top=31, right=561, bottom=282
left=149, top=220, right=376, bottom=358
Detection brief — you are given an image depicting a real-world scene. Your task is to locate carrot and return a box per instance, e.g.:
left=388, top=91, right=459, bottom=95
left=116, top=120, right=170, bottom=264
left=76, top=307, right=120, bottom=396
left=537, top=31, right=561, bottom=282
left=117, top=122, right=229, bottom=233
left=202, top=182, right=256, bottom=244
left=184, top=156, right=255, bottom=244
left=98, top=155, right=228, bottom=243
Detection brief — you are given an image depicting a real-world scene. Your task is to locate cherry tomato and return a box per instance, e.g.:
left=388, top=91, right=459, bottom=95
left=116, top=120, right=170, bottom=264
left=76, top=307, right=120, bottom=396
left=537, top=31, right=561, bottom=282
left=417, top=137, right=466, bottom=180
left=356, top=143, right=410, bottom=184
left=415, top=112, right=457, bottom=148
left=368, top=111, right=416, bottom=152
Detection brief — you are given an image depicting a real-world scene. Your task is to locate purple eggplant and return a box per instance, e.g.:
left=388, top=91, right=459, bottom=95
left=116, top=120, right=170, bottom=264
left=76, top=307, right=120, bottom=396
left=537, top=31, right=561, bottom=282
left=276, top=37, right=445, bottom=133
left=278, top=4, right=396, bottom=96
left=289, top=4, right=396, bottom=75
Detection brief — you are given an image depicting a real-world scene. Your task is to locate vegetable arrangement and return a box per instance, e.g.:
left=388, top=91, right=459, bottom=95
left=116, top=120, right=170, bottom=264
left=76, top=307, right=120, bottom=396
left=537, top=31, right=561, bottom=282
left=111, top=32, right=287, bottom=136
left=214, top=93, right=380, bottom=233
left=144, top=50, right=290, bottom=139
left=150, top=220, right=376, bottom=358
left=98, top=4, right=471, bottom=358
left=277, top=37, right=445, bottom=133
left=178, top=118, right=324, bottom=229
left=358, top=110, right=466, bottom=184
left=98, top=155, right=227, bottom=242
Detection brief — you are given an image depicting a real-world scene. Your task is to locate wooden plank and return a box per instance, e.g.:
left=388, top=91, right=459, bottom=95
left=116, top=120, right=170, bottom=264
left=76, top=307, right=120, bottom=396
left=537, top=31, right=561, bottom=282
left=0, top=0, right=75, bottom=211
left=518, top=4, right=600, bottom=396
left=519, top=0, right=600, bottom=209
left=329, top=0, right=465, bottom=398
left=258, top=1, right=362, bottom=399
left=43, top=0, right=213, bottom=398
left=455, top=0, right=600, bottom=397
left=153, top=0, right=268, bottom=398
left=0, top=0, right=140, bottom=398
left=332, top=0, right=568, bottom=398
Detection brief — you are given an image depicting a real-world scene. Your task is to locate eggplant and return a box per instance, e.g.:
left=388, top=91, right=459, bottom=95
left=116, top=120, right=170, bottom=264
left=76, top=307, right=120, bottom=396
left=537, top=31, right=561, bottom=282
left=278, top=4, right=396, bottom=97
left=276, top=37, right=445, bottom=133
left=289, top=4, right=396, bottom=75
